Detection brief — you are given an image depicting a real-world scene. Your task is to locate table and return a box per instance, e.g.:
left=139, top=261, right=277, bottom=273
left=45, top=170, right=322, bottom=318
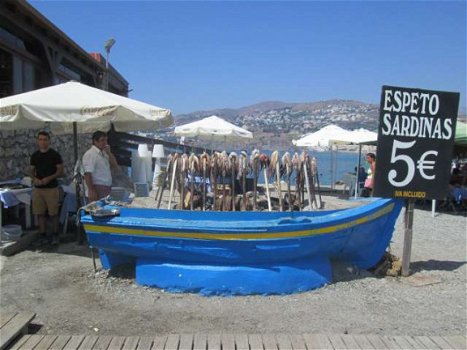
left=0, top=184, right=33, bottom=229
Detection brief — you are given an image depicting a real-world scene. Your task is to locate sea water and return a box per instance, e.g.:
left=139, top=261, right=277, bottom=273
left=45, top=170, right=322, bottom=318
left=134, top=148, right=364, bottom=187
left=254, top=150, right=362, bottom=186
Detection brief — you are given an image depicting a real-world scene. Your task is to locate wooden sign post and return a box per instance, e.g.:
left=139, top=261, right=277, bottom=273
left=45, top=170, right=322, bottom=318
left=402, top=199, right=415, bottom=276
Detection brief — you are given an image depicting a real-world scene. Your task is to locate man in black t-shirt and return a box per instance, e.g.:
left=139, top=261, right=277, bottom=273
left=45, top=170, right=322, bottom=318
left=29, top=131, right=64, bottom=245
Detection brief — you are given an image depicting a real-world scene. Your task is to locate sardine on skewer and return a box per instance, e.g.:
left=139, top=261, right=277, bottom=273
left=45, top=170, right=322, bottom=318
left=311, top=156, right=323, bottom=209
left=157, top=153, right=172, bottom=208
left=200, top=152, right=210, bottom=211
left=282, top=152, right=292, bottom=211
left=300, top=151, right=313, bottom=210
left=220, top=151, right=229, bottom=211
left=229, top=152, right=238, bottom=211
left=168, top=153, right=179, bottom=210
left=292, top=152, right=302, bottom=210
left=178, top=154, right=189, bottom=209
left=239, top=151, right=248, bottom=210
left=259, top=153, right=272, bottom=211
left=210, top=152, right=220, bottom=210
left=250, top=149, right=260, bottom=211
left=270, top=151, right=282, bottom=211
left=188, top=153, right=199, bottom=210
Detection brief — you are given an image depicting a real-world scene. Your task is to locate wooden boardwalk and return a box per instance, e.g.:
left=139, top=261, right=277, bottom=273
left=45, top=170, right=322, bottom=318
left=7, top=333, right=467, bottom=350
left=2, top=313, right=466, bottom=350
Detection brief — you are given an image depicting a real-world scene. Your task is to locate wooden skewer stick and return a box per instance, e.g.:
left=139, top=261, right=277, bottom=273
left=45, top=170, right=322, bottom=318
left=275, top=161, right=283, bottom=211
left=287, top=171, right=292, bottom=211
left=231, top=157, right=236, bottom=212
left=311, top=157, right=323, bottom=209
left=202, top=157, right=207, bottom=211
left=211, top=155, right=218, bottom=211
left=156, top=169, right=168, bottom=209
left=167, top=157, right=178, bottom=210
left=241, top=154, right=247, bottom=211
left=283, top=153, right=292, bottom=211
left=263, top=168, right=272, bottom=212
left=222, top=169, right=226, bottom=212
left=190, top=157, right=195, bottom=210
left=253, top=158, right=258, bottom=211
left=307, top=158, right=318, bottom=210
left=154, top=157, right=166, bottom=205
left=179, top=158, right=185, bottom=210
left=303, top=158, right=313, bottom=210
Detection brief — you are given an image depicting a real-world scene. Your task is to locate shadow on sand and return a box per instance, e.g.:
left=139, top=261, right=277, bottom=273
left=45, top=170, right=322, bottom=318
left=409, top=259, right=466, bottom=273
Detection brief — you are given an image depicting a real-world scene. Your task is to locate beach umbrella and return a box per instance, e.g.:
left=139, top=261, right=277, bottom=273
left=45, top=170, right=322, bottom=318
left=455, top=120, right=467, bottom=146
left=0, top=81, right=173, bottom=134
left=0, top=81, right=173, bottom=162
left=292, top=124, right=348, bottom=148
left=329, top=128, right=378, bottom=198
left=174, top=115, right=253, bottom=146
left=328, top=128, right=378, bottom=146
left=292, top=125, right=349, bottom=189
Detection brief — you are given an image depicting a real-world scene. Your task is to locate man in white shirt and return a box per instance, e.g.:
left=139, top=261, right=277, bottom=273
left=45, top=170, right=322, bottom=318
left=82, top=131, right=118, bottom=202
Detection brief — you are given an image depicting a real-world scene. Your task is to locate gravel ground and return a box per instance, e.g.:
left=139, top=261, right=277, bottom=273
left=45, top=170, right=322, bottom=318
left=0, top=196, right=466, bottom=337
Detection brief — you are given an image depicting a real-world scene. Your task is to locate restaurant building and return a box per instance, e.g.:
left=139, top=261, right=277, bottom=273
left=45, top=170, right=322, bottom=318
left=0, top=0, right=129, bottom=98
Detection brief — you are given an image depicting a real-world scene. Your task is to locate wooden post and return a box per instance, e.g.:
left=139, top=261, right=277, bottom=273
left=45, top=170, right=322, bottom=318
left=303, top=161, right=313, bottom=210
left=401, top=199, right=415, bottom=276
left=275, top=161, right=283, bottom=211
left=167, top=159, right=178, bottom=210
left=263, top=168, right=272, bottom=212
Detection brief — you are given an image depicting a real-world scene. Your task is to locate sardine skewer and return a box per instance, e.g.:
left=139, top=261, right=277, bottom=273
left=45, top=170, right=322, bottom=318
left=250, top=149, right=259, bottom=211
left=157, top=155, right=171, bottom=208
left=311, top=156, right=323, bottom=209
left=229, top=152, right=237, bottom=212
left=201, top=153, right=209, bottom=211
left=211, top=152, right=219, bottom=210
left=301, top=152, right=313, bottom=210
left=260, top=153, right=272, bottom=212
left=292, top=152, right=302, bottom=210
left=270, top=151, right=282, bottom=211
left=189, top=153, right=197, bottom=210
left=179, top=155, right=188, bottom=209
left=240, top=151, right=248, bottom=210
left=282, top=152, right=292, bottom=211
left=167, top=153, right=179, bottom=210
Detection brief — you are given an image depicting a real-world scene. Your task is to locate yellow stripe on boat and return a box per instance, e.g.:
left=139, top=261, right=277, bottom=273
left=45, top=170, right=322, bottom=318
left=84, top=203, right=394, bottom=241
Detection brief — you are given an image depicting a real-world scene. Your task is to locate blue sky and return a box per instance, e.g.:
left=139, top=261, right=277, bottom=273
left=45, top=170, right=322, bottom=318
left=31, top=1, right=466, bottom=115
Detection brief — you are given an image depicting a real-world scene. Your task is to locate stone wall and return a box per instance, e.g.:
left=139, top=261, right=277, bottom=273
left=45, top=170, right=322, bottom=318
left=0, top=129, right=91, bottom=182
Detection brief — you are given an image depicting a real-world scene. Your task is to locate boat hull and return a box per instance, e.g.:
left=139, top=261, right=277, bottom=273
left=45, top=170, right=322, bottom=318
left=81, top=198, right=403, bottom=295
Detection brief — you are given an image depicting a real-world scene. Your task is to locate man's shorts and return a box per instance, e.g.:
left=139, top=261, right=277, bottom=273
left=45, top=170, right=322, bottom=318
left=32, top=187, right=60, bottom=216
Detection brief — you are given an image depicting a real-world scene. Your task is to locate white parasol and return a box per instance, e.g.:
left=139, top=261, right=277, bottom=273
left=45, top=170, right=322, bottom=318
left=174, top=115, right=253, bottom=143
left=0, top=81, right=173, bottom=135
left=329, top=128, right=378, bottom=198
left=292, top=124, right=348, bottom=148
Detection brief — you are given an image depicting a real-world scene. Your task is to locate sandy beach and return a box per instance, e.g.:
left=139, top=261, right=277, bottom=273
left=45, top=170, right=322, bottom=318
left=0, top=196, right=466, bottom=337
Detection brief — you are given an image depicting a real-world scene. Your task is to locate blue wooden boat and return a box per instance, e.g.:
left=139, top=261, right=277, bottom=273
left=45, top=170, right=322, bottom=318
left=80, top=198, right=403, bottom=295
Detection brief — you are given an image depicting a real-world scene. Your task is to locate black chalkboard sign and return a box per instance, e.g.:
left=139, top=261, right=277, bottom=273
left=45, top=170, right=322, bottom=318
left=373, top=86, right=459, bottom=200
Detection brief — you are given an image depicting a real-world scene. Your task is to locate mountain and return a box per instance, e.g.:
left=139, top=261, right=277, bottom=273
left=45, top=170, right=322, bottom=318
left=171, top=99, right=466, bottom=149
left=175, top=99, right=380, bottom=136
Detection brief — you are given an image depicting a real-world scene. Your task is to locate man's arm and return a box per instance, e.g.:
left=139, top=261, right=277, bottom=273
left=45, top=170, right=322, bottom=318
left=29, top=165, right=42, bottom=186
left=109, top=152, right=118, bottom=169
left=84, top=172, right=98, bottom=202
left=40, top=163, right=64, bottom=186
left=104, top=145, right=119, bottom=169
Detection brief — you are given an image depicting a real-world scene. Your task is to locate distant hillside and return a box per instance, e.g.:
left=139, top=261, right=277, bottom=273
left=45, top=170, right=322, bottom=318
left=170, top=99, right=466, bottom=149
left=175, top=99, right=380, bottom=135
